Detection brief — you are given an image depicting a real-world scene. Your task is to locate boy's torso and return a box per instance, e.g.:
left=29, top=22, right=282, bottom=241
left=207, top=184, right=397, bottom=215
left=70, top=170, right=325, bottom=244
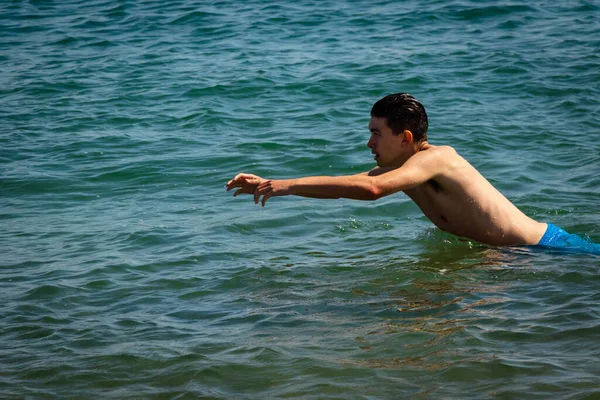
left=404, top=146, right=546, bottom=246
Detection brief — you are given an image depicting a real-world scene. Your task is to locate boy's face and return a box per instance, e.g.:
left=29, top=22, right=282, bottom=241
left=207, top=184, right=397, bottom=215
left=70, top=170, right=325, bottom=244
left=367, top=116, right=408, bottom=167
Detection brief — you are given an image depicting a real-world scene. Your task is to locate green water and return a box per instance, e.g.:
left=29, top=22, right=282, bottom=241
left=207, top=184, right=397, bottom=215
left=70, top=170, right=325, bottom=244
left=1, top=0, right=600, bottom=398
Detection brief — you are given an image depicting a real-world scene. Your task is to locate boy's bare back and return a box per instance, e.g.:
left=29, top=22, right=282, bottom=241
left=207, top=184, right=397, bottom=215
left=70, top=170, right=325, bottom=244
left=397, top=145, right=546, bottom=245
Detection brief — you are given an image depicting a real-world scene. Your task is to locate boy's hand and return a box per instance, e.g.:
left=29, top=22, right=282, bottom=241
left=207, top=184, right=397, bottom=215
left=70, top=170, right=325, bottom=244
left=226, top=173, right=266, bottom=197
left=254, top=179, right=291, bottom=206
left=226, top=173, right=290, bottom=206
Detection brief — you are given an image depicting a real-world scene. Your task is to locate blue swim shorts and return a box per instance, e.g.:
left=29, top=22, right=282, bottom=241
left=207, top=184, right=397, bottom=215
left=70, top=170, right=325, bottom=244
left=537, top=223, right=600, bottom=255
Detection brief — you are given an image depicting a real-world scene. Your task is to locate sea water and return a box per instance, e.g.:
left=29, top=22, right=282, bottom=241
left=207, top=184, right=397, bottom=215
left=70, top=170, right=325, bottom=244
left=1, top=0, right=600, bottom=398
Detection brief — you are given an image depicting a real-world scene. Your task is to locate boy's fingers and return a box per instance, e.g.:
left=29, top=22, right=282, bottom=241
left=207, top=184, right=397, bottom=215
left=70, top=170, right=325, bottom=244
left=256, top=180, right=270, bottom=190
left=254, top=188, right=260, bottom=204
left=261, top=191, right=273, bottom=207
left=236, top=173, right=257, bottom=181
left=260, top=187, right=274, bottom=206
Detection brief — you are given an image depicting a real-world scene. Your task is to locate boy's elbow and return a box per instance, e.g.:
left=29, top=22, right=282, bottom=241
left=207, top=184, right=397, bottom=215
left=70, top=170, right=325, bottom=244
left=365, top=184, right=385, bottom=200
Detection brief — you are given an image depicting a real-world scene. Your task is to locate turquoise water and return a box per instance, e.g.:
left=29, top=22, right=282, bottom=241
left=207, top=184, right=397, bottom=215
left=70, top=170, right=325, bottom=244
left=2, top=0, right=600, bottom=398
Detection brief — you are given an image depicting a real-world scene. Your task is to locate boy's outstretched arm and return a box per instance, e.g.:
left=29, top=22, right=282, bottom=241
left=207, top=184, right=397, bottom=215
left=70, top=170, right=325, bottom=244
left=226, top=150, right=441, bottom=206
left=227, top=172, right=384, bottom=206
left=226, top=173, right=348, bottom=206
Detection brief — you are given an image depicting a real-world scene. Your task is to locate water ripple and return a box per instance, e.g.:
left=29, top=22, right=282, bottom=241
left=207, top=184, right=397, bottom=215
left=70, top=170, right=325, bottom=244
left=2, top=0, right=600, bottom=398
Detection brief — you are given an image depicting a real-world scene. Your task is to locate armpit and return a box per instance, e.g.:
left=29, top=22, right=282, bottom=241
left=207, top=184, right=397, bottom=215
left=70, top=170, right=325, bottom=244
left=427, top=179, right=443, bottom=193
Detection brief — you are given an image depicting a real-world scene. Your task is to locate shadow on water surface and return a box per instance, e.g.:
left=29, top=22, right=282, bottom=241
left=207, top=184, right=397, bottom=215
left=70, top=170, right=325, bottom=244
left=338, top=232, right=514, bottom=370
left=343, top=226, right=598, bottom=368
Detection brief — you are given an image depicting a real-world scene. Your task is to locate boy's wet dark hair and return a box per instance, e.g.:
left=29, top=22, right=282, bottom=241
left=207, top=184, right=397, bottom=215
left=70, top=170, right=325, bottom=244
left=370, top=93, right=428, bottom=142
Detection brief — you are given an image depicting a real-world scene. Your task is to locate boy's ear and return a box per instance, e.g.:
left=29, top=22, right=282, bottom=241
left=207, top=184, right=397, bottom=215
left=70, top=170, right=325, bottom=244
left=401, top=129, right=414, bottom=145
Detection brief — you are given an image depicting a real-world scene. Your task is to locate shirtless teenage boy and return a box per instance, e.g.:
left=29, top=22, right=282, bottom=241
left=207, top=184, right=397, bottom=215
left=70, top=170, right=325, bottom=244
left=226, top=93, right=596, bottom=250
